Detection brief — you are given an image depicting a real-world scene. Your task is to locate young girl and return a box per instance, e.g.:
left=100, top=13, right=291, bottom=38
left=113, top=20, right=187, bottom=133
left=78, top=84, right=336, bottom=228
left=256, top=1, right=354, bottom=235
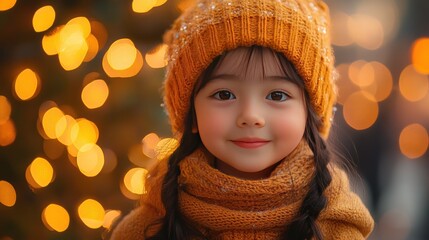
left=110, top=0, right=374, bottom=239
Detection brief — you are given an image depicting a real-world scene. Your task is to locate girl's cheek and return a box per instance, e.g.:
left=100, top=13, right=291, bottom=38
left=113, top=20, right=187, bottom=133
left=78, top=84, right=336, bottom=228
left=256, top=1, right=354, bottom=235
left=271, top=114, right=306, bottom=138
left=196, top=108, right=230, bottom=133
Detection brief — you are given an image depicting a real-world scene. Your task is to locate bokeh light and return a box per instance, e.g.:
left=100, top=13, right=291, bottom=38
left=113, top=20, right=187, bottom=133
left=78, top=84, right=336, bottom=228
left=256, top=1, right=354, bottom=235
left=362, top=61, right=393, bottom=102
left=56, top=115, right=77, bottom=146
left=399, top=65, right=429, bottom=102
left=124, top=168, right=148, bottom=195
left=103, top=210, right=122, bottom=229
left=411, top=37, right=429, bottom=74
left=81, top=79, right=109, bottom=109
left=42, top=107, right=65, bottom=139
left=132, top=0, right=158, bottom=13
left=90, top=20, right=108, bottom=50
left=42, top=204, right=70, bottom=232
left=142, top=132, right=160, bottom=159
left=399, top=124, right=429, bottom=159
left=84, top=34, right=100, bottom=62
left=14, top=68, right=41, bottom=101
left=349, top=60, right=374, bottom=88
left=78, top=199, right=105, bottom=229
left=347, top=61, right=393, bottom=103
left=128, top=144, right=147, bottom=167
left=77, top=143, right=104, bottom=177
left=0, top=97, right=14, bottom=146
left=336, top=63, right=358, bottom=105
left=155, top=0, right=168, bottom=7
left=343, top=91, right=379, bottom=130
left=0, top=119, right=16, bottom=146
left=58, top=17, right=91, bottom=71
left=355, top=0, right=400, bottom=42
left=348, top=14, right=384, bottom=50
left=0, top=180, right=17, bottom=207
left=331, top=12, right=353, bottom=47
left=29, top=157, right=54, bottom=188
left=101, top=148, right=118, bottom=174
left=145, top=44, right=168, bottom=68
left=42, top=29, right=61, bottom=56
left=0, top=96, right=11, bottom=124
left=102, top=39, right=144, bottom=78
left=32, top=5, right=56, bottom=32
left=0, top=0, right=16, bottom=11
left=120, top=180, right=140, bottom=200
left=70, top=118, right=99, bottom=150
left=155, top=138, right=179, bottom=160
left=107, top=38, right=137, bottom=70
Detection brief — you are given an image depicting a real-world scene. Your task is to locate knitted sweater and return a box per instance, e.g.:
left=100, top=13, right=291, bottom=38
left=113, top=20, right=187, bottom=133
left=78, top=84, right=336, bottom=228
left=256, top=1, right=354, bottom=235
left=110, top=142, right=374, bottom=239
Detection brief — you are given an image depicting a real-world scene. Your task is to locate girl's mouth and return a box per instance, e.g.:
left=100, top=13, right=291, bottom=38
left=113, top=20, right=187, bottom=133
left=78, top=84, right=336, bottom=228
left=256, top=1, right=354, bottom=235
left=230, top=138, right=270, bottom=149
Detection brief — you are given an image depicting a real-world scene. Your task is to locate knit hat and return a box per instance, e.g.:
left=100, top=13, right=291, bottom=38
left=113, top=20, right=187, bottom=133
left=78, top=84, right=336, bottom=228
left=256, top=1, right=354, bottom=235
left=163, top=0, right=337, bottom=138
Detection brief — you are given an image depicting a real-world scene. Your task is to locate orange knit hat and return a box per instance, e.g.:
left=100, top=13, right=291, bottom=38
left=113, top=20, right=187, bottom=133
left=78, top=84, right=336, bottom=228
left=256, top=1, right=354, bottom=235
left=163, top=0, right=337, bottom=138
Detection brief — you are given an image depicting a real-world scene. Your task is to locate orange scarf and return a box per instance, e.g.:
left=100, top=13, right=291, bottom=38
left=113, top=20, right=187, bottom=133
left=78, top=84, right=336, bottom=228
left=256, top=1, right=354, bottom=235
left=110, top=141, right=374, bottom=239
left=178, top=141, right=313, bottom=238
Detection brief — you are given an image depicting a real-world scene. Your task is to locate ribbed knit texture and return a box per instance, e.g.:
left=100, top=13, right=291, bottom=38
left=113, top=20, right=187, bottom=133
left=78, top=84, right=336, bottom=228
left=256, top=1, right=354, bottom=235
left=110, top=142, right=374, bottom=239
left=163, top=0, right=337, bottom=138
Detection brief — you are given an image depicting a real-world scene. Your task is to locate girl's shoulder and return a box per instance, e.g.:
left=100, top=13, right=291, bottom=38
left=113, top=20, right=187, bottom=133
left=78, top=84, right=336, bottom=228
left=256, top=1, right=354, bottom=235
left=110, top=202, right=162, bottom=240
left=318, top=163, right=374, bottom=239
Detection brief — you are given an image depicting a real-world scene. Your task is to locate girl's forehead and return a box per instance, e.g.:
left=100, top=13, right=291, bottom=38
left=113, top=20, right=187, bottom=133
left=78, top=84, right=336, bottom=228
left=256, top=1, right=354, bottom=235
left=212, top=47, right=286, bottom=78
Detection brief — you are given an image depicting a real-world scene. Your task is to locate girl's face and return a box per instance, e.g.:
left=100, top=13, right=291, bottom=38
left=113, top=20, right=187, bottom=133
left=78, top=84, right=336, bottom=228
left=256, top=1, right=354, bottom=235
left=194, top=47, right=307, bottom=179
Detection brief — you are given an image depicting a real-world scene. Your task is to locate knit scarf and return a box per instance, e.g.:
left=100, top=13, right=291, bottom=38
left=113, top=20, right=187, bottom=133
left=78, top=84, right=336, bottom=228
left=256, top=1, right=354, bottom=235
left=178, top=140, right=315, bottom=239
left=110, top=140, right=374, bottom=239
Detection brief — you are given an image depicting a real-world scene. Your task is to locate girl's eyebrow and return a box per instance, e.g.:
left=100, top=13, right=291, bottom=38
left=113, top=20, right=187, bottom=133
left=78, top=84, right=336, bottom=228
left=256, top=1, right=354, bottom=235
left=208, top=73, right=239, bottom=81
left=263, top=76, right=297, bottom=84
left=208, top=74, right=294, bottom=83
left=264, top=75, right=291, bottom=81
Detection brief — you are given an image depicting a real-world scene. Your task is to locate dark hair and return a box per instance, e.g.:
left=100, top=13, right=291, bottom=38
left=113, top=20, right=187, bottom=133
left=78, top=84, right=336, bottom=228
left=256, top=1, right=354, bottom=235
left=148, top=46, right=332, bottom=240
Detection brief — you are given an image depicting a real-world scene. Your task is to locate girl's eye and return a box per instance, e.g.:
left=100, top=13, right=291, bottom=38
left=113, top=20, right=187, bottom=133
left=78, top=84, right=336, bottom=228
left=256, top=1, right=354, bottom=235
left=212, top=90, right=235, bottom=100
left=266, top=91, right=288, bottom=101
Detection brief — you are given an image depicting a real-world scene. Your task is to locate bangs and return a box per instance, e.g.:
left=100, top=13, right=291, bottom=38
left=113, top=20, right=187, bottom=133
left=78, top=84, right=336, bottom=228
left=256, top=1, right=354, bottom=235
left=193, top=45, right=305, bottom=95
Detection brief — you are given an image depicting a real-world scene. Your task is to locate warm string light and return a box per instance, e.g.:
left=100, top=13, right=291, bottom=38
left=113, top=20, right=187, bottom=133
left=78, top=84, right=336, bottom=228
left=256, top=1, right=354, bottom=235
left=27, top=157, right=54, bottom=188
left=14, top=68, right=41, bottom=101
left=399, top=65, right=429, bottom=102
left=121, top=133, right=179, bottom=199
left=145, top=44, right=169, bottom=68
left=81, top=79, right=109, bottom=109
left=412, top=38, right=429, bottom=74
left=32, top=5, right=56, bottom=32
left=42, top=204, right=70, bottom=232
left=0, top=96, right=16, bottom=146
left=0, top=0, right=16, bottom=11
left=0, top=180, right=17, bottom=207
left=336, top=60, right=393, bottom=130
left=399, top=124, right=429, bottom=159
left=1, top=2, right=174, bottom=236
left=331, top=12, right=384, bottom=50
left=132, top=0, right=168, bottom=13
left=102, top=38, right=144, bottom=78
left=78, top=199, right=105, bottom=229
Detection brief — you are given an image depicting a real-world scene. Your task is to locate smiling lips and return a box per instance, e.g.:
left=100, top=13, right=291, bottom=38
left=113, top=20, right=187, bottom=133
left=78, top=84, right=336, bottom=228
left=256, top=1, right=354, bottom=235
left=231, top=138, right=270, bottom=149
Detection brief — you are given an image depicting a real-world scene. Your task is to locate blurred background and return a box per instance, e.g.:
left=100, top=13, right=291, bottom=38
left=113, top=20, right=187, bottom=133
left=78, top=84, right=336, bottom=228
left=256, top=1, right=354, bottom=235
left=0, top=0, right=428, bottom=239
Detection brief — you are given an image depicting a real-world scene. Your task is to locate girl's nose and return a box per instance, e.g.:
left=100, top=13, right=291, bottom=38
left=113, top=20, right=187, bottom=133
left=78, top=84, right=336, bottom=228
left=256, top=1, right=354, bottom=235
left=236, top=102, right=265, bottom=128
